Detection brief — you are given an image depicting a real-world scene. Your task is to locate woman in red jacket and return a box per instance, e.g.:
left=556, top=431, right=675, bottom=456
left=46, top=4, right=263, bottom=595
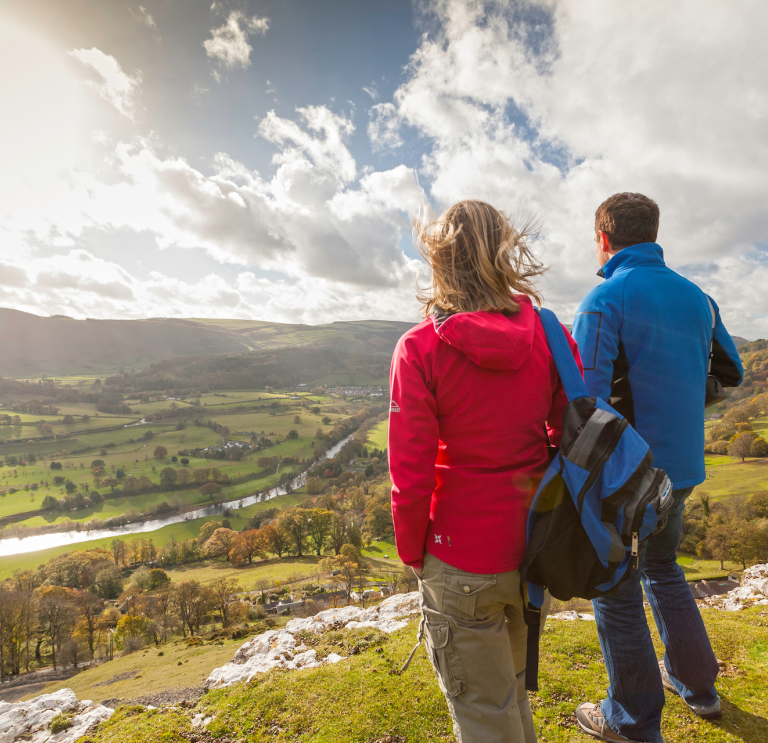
left=389, top=200, right=582, bottom=743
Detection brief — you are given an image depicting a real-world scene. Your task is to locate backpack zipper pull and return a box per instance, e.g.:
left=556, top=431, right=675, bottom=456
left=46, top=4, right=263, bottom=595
left=631, top=532, right=639, bottom=569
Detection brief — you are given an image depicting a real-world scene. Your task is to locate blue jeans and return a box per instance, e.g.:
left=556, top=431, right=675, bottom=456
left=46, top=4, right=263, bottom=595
left=592, top=487, right=719, bottom=742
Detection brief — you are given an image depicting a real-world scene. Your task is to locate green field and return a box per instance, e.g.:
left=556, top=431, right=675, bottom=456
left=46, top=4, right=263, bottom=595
left=366, top=419, right=388, bottom=450
left=0, top=389, right=372, bottom=544
left=0, top=490, right=310, bottom=579
left=694, top=459, right=768, bottom=499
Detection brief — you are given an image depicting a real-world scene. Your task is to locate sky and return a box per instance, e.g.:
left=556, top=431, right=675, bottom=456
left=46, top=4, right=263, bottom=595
left=1, top=0, right=767, bottom=337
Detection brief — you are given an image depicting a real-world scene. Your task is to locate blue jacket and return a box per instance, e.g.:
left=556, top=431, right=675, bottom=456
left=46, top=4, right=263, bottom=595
left=572, top=243, right=743, bottom=489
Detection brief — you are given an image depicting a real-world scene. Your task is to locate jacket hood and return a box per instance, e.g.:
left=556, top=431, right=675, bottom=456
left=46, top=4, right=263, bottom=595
left=431, top=295, right=536, bottom=370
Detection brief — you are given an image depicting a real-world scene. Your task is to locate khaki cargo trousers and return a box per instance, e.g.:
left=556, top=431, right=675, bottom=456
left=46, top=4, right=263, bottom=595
left=419, top=553, right=550, bottom=743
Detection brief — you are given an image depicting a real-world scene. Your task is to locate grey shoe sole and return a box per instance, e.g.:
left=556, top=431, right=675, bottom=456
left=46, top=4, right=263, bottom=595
left=658, top=660, right=722, bottom=720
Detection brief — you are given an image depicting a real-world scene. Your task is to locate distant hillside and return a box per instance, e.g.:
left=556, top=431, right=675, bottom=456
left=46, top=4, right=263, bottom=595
left=112, top=347, right=392, bottom=391
left=732, top=335, right=750, bottom=348
left=0, top=310, right=414, bottom=377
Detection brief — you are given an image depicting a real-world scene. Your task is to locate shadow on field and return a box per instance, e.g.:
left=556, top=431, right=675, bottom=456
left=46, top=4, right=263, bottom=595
left=717, top=696, right=768, bottom=741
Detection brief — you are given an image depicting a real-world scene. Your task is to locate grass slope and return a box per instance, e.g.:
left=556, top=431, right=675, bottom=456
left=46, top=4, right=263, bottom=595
left=43, top=605, right=768, bottom=743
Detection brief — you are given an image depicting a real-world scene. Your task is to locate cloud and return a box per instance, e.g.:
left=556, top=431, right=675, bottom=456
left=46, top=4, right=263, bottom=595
left=0, top=251, right=424, bottom=325
left=382, top=0, right=768, bottom=335
left=69, top=48, right=142, bottom=119
left=203, top=11, right=269, bottom=69
left=368, top=102, right=403, bottom=151
left=2, top=104, right=424, bottom=293
left=130, top=5, right=159, bottom=39
left=362, top=85, right=378, bottom=101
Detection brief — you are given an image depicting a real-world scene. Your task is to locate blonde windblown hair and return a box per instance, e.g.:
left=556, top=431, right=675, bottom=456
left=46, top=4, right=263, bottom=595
left=414, top=199, right=545, bottom=318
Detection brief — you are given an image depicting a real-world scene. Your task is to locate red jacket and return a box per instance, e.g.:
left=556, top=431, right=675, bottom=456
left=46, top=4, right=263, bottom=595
left=388, top=296, right=583, bottom=573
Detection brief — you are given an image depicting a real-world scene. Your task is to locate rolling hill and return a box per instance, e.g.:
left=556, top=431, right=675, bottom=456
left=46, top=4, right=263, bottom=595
left=0, top=310, right=414, bottom=377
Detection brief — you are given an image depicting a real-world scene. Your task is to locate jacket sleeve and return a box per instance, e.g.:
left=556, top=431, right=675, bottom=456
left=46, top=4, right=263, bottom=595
left=546, top=325, right=584, bottom=447
left=572, top=288, right=622, bottom=402
left=388, top=334, right=439, bottom=569
left=707, top=295, right=744, bottom=388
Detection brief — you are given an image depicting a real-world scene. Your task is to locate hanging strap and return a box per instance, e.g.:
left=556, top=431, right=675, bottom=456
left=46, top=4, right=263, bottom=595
left=399, top=613, right=425, bottom=673
left=706, top=297, right=716, bottom=374
left=521, top=582, right=543, bottom=691
left=536, top=308, right=590, bottom=402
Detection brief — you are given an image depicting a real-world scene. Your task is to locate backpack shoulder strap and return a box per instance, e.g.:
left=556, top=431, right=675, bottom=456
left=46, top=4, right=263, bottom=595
left=536, top=307, right=589, bottom=402
left=706, top=296, right=716, bottom=374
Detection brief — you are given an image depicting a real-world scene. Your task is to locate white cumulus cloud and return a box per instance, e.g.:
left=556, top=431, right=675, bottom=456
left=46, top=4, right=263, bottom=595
left=203, top=11, right=269, bottom=69
left=69, top=48, right=142, bottom=120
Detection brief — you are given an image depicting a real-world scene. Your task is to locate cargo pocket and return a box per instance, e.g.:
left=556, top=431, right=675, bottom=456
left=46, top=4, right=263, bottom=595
left=441, top=571, right=496, bottom=620
left=423, top=615, right=466, bottom=698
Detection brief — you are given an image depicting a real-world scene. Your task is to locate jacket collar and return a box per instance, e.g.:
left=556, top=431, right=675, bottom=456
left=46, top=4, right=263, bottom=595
left=597, top=242, right=665, bottom=279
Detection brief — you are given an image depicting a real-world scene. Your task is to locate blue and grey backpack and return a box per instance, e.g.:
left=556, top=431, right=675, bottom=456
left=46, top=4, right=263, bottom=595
left=520, top=308, right=674, bottom=691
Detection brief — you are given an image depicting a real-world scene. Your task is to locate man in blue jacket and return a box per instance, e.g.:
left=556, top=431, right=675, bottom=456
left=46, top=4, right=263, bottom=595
left=571, top=193, right=743, bottom=743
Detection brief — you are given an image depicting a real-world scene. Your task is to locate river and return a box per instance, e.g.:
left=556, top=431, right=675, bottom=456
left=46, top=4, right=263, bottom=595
left=0, top=432, right=356, bottom=558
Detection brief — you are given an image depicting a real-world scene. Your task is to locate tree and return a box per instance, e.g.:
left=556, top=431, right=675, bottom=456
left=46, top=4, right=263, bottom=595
left=72, top=591, right=103, bottom=658
left=176, top=468, right=192, bottom=486
left=171, top=580, right=213, bottom=636
left=261, top=523, right=289, bottom=558
left=399, top=566, right=419, bottom=593
left=288, top=430, right=299, bottom=439
left=42, top=495, right=58, bottom=511
left=36, top=586, right=75, bottom=670
left=180, top=458, right=190, bottom=466
left=751, top=437, right=768, bottom=458
left=209, top=577, right=241, bottom=629
left=0, top=587, right=24, bottom=679
left=160, top=467, right=178, bottom=489
left=110, top=539, right=126, bottom=566
left=257, top=456, right=279, bottom=471
left=306, top=509, right=333, bottom=556
left=705, top=524, right=735, bottom=570
left=102, top=478, right=120, bottom=492
left=365, top=503, right=394, bottom=539
left=62, top=415, right=75, bottom=425
left=294, top=415, right=302, bottom=424
left=114, top=614, right=152, bottom=651
left=204, top=528, right=237, bottom=560
left=279, top=509, right=311, bottom=556
left=147, top=568, right=170, bottom=591
left=229, top=530, right=265, bottom=565
left=142, top=430, right=155, bottom=441
left=728, top=432, right=754, bottom=462
left=64, top=480, right=77, bottom=494
left=198, top=520, right=223, bottom=546
left=747, top=491, right=768, bottom=519
left=92, top=566, right=124, bottom=599
left=153, top=445, right=168, bottom=460
left=199, top=482, right=223, bottom=501
left=322, top=417, right=331, bottom=425
left=306, top=477, right=324, bottom=495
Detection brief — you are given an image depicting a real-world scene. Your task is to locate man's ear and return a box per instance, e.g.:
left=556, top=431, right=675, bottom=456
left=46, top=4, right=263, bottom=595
left=597, top=230, right=613, bottom=254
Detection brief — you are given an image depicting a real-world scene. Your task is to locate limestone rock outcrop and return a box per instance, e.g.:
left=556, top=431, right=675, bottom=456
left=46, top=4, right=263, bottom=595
left=699, top=563, right=768, bottom=610
left=205, top=591, right=421, bottom=691
left=0, top=688, right=113, bottom=743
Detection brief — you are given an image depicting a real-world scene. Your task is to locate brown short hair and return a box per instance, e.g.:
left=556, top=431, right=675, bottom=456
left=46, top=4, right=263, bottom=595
left=414, top=199, right=545, bottom=318
left=595, top=192, right=659, bottom=250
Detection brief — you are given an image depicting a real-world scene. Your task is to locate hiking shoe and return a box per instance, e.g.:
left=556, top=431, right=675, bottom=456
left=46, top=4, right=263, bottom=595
left=657, top=660, right=722, bottom=720
left=575, top=702, right=658, bottom=742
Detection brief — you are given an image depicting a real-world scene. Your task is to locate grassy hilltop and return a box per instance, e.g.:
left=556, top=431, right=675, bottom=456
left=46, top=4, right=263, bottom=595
left=24, top=605, right=768, bottom=743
